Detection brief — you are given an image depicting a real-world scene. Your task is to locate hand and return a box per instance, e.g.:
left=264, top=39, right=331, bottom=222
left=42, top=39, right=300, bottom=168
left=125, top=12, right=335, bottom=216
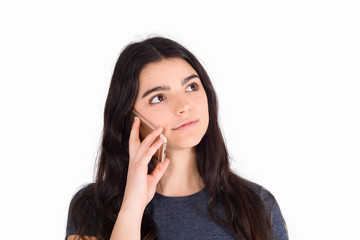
left=122, top=116, right=170, bottom=212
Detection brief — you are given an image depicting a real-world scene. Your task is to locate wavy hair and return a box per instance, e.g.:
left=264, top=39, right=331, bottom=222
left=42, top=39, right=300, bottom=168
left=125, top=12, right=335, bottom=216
left=70, top=36, right=273, bottom=240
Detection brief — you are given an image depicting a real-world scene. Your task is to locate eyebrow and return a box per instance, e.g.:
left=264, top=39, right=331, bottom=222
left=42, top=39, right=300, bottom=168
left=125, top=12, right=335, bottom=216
left=141, top=74, right=199, bottom=98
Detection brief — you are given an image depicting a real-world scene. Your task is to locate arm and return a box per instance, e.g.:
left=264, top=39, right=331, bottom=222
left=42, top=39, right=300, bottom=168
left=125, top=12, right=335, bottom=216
left=66, top=117, right=169, bottom=240
left=270, top=202, right=288, bottom=240
left=110, top=116, right=170, bottom=240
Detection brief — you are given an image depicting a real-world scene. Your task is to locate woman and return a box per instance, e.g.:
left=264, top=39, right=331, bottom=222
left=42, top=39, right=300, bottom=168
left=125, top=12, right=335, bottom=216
left=66, top=36, right=288, bottom=240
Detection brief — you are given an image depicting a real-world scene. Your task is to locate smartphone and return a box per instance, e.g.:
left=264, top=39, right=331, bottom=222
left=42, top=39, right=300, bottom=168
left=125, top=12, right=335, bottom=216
left=130, top=109, right=167, bottom=163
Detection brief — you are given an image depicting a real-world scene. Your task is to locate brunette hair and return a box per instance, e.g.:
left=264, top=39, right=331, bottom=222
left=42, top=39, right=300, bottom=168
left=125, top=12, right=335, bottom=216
left=70, top=36, right=273, bottom=240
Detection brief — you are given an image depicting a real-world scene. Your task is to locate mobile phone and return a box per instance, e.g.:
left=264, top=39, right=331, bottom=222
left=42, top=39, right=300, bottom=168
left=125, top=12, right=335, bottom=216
left=130, top=109, right=167, bottom=163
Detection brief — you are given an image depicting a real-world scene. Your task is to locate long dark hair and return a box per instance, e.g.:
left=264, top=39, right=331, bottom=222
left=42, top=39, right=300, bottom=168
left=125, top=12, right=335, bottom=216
left=70, top=36, right=273, bottom=240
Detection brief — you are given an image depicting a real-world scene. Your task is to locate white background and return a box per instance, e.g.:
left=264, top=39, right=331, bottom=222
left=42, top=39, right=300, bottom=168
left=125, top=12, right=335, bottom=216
left=1, top=1, right=359, bottom=239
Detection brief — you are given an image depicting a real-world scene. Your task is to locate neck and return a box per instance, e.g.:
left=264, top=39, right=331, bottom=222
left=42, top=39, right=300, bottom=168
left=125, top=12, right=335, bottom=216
left=156, top=147, right=204, bottom=197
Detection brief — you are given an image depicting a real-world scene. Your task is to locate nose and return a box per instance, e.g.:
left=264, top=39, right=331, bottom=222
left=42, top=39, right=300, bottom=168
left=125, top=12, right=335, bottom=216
left=174, top=96, right=192, bottom=115
left=177, top=104, right=192, bottom=115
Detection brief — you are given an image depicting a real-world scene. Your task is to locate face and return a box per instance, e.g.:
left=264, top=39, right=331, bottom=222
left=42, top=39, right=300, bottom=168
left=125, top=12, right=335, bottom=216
left=133, top=58, right=209, bottom=150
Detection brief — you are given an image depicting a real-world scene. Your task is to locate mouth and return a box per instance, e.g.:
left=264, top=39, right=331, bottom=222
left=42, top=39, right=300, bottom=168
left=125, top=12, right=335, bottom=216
left=172, top=119, right=199, bottom=130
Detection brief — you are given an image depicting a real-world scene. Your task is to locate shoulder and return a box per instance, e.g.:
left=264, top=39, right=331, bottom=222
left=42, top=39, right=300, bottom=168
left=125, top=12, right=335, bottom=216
left=68, top=184, right=96, bottom=215
left=243, top=179, right=289, bottom=240
left=243, top=179, right=276, bottom=211
left=68, top=183, right=96, bottom=220
left=66, top=184, right=97, bottom=237
left=70, top=184, right=95, bottom=202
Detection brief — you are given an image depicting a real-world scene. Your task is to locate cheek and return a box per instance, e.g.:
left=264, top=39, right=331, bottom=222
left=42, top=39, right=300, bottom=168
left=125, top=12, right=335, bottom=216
left=201, top=94, right=210, bottom=130
left=202, top=105, right=209, bottom=130
left=145, top=108, right=171, bottom=129
left=198, top=92, right=209, bottom=116
left=133, top=100, right=170, bottom=130
left=192, top=93, right=209, bottom=127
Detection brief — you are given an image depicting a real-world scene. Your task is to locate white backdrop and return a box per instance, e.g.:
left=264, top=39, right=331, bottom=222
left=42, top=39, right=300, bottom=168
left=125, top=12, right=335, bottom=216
left=1, top=1, right=359, bottom=239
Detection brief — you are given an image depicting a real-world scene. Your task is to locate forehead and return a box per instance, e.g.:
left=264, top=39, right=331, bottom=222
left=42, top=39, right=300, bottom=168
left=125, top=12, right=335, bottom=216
left=138, top=58, right=197, bottom=88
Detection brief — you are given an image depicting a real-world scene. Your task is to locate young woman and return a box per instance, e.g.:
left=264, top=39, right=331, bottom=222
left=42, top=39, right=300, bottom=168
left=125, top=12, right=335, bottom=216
left=66, top=36, right=288, bottom=240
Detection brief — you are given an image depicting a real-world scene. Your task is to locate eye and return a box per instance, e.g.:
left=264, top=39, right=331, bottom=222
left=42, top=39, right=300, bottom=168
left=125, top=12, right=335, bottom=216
left=186, top=82, right=199, bottom=92
left=150, top=94, right=166, bottom=104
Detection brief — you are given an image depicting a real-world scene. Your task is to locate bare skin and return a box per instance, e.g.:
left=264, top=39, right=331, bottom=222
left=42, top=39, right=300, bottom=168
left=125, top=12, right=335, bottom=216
left=69, top=58, right=208, bottom=240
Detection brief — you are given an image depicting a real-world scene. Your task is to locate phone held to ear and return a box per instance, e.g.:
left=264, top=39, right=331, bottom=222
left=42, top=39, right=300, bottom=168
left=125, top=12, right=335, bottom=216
left=130, top=109, right=167, bottom=163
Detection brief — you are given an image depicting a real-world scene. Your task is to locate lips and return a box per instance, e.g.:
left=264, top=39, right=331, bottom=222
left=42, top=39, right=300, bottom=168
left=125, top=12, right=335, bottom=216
left=172, top=119, right=199, bottom=130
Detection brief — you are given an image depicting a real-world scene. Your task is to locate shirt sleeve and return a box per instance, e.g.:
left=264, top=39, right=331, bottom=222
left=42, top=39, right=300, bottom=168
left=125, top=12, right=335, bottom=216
left=269, top=200, right=289, bottom=240
left=259, top=187, right=289, bottom=240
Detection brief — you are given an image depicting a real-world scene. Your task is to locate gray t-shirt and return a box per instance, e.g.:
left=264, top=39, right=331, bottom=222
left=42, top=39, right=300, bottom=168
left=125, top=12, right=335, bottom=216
left=66, top=182, right=288, bottom=239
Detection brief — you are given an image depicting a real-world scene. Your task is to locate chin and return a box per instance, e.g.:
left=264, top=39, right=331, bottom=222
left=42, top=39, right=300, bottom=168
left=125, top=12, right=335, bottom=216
left=166, top=134, right=203, bottom=150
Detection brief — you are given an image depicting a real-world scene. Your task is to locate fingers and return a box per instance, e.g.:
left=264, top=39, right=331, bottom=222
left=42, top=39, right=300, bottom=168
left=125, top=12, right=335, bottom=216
left=150, top=158, right=170, bottom=184
left=129, top=116, right=165, bottom=166
left=129, top=116, right=141, bottom=154
left=143, top=135, right=164, bottom=160
left=140, top=126, right=164, bottom=149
